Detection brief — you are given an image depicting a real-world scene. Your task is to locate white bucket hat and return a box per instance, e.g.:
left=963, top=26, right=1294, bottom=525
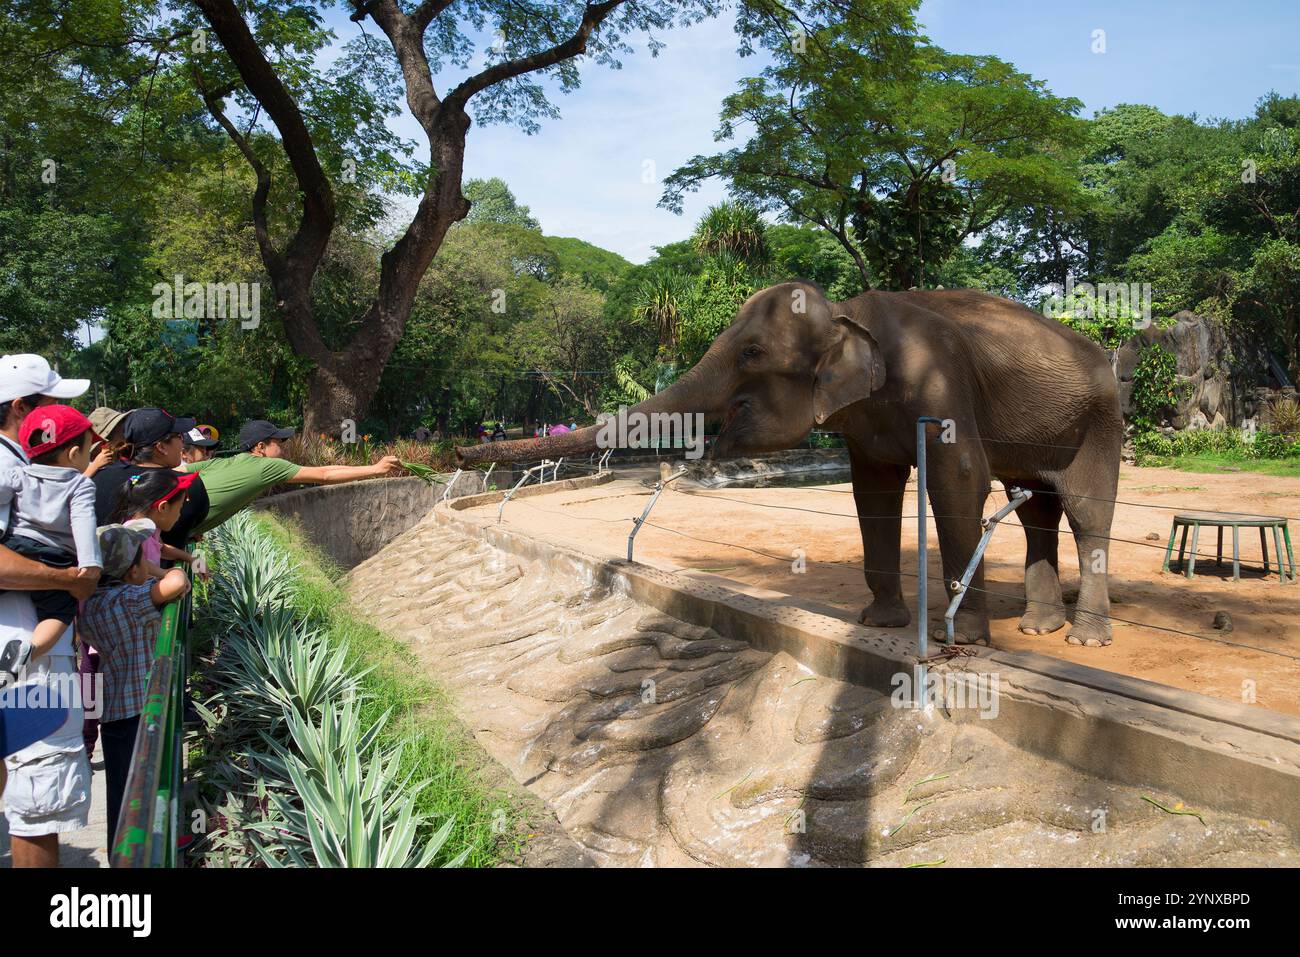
left=0, top=354, right=90, bottom=404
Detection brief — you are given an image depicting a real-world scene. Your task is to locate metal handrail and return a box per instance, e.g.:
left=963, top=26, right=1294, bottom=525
left=111, top=579, right=190, bottom=868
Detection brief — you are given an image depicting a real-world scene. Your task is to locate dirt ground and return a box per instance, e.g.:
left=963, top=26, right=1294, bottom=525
left=458, top=463, right=1300, bottom=717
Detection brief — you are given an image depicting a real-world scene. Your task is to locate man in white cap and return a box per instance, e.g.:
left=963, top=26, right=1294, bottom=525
left=0, top=354, right=96, bottom=867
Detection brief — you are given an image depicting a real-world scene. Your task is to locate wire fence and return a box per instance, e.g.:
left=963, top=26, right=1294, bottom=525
left=460, top=453, right=1298, bottom=663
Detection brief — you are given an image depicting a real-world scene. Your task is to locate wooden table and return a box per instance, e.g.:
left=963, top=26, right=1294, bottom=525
left=1162, top=511, right=1295, bottom=582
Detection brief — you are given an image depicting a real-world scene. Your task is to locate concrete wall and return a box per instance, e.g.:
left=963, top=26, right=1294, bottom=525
left=258, top=473, right=480, bottom=570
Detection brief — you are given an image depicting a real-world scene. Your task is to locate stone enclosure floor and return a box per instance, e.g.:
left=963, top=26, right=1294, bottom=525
left=346, top=512, right=1296, bottom=867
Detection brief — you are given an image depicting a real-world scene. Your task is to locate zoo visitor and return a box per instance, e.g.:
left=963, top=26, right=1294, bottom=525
left=183, top=418, right=405, bottom=536
left=0, top=354, right=96, bottom=868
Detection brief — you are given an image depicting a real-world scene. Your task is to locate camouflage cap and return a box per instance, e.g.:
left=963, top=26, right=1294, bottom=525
left=96, top=519, right=157, bottom=579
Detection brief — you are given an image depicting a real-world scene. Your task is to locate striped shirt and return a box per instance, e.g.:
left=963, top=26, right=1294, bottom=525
left=77, top=583, right=161, bottom=722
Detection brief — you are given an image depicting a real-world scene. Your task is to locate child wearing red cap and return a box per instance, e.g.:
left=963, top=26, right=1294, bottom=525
left=107, top=468, right=202, bottom=577
left=0, top=406, right=103, bottom=659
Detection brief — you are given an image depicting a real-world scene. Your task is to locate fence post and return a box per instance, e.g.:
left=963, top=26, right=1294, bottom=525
left=498, top=462, right=550, bottom=523
left=442, top=468, right=462, bottom=504
left=915, top=416, right=942, bottom=708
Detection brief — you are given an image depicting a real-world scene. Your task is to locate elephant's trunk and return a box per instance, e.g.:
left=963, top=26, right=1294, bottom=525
left=455, top=355, right=731, bottom=466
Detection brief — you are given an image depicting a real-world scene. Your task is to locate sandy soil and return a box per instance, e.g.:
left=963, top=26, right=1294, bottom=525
left=457, top=463, right=1300, bottom=717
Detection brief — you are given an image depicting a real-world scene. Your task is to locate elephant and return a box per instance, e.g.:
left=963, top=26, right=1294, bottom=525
left=457, top=281, right=1123, bottom=647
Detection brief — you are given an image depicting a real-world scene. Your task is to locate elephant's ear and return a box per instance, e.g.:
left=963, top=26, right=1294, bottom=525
left=813, top=316, right=886, bottom=425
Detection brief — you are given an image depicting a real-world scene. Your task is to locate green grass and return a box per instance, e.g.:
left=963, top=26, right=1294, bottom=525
left=1145, top=453, right=1300, bottom=478
left=233, top=513, right=522, bottom=867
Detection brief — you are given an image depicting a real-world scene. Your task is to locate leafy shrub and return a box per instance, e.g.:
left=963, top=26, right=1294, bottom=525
left=1134, top=426, right=1300, bottom=465
left=1248, top=430, right=1293, bottom=460
left=192, top=513, right=476, bottom=868
left=1264, top=395, right=1300, bottom=435
left=1130, top=344, right=1180, bottom=430
left=1133, top=430, right=1175, bottom=462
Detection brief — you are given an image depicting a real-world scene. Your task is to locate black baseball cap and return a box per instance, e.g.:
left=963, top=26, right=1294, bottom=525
left=182, top=425, right=219, bottom=449
left=124, top=408, right=197, bottom=448
left=239, top=419, right=295, bottom=451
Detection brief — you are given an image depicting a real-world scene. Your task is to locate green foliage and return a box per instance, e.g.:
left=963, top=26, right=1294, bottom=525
left=765, top=224, right=866, bottom=299
left=663, top=3, right=1086, bottom=290
left=1134, top=426, right=1300, bottom=466
left=463, top=177, right=540, bottom=229
left=679, top=254, right=756, bottom=366
left=1130, top=345, right=1180, bottom=429
left=1264, top=395, right=1300, bottom=434
left=193, top=513, right=510, bottom=867
left=693, top=202, right=770, bottom=264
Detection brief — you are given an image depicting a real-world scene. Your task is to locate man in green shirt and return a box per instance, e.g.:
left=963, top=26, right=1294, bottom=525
left=186, top=420, right=403, bottom=536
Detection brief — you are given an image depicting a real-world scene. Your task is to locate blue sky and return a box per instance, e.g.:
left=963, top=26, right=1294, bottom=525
left=334, top=1, right=1300, bottom=264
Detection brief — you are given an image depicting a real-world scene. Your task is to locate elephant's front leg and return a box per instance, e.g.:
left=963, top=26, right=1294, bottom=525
left=847, top=447, right=911, bottom=628
left=925, top=447, right=993, bottom=644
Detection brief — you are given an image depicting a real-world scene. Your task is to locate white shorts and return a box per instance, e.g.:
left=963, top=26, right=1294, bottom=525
left=3, top=748, right=91, bottom=837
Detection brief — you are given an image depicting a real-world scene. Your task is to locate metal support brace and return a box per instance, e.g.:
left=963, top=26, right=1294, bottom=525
left=498, top=462, right=551, bottom=523
left=941, top=487, right=1032, bottom=646
left=598, top=448, right=613, bottom=474
left=552, top=457, right=564, bottom=483
left=627, top=467, right=688, bottom=562
left=483, top=462, right=495, bottom=491
left=442, top=468, right=462, bottom=504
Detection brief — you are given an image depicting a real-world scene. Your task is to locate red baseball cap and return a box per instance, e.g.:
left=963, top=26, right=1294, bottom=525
left=151, top=470, right=199, bottom=510
left=19, top=405, right=102, bottom=459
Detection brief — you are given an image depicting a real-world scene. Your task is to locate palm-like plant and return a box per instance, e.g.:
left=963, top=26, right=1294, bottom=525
left=194, top=514, right=468, bottom=868
left=692, top=201, right=770, bottom=266
left=633, top=270, right=692, bottom=360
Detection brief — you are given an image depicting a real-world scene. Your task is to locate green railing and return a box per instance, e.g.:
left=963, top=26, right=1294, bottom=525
left=111, top=587, right=190, bottom=868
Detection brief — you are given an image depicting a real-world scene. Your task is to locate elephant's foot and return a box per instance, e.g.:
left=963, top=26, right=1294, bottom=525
left=1018, top=604, right=1067, bottom=636
left=929, top=609, right=991, bottom=646
left=1065, top=612, right=1112, bottom=648
left=858, top=597, right=910, bottom=628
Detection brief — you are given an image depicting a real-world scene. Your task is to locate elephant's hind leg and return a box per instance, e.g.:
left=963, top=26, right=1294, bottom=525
left=1012, top=483, right=1068, bottom=635
left=1057, top=443, right=1119, bottom=647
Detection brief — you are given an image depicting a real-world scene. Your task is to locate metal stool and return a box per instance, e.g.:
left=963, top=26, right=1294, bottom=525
left=1161, top=511, right=1295, bottom=582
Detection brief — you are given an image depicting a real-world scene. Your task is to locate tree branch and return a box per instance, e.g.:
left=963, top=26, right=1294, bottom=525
left=192, top=0, right=336, bottom=286
left=444, top=1, right=624, bottom=111
left=192, top=68, right=283, bottom=278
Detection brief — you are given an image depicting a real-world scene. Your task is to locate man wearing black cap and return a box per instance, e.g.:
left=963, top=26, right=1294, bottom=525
left=183, top=419, right=403, bottom=536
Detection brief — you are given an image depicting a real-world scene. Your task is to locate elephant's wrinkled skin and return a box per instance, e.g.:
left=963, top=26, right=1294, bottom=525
left=458, top=282, right=1123, bottom=647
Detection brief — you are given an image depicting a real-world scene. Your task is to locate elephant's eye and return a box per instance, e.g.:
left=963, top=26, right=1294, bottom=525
left=741, top=344, right=763, bottom=361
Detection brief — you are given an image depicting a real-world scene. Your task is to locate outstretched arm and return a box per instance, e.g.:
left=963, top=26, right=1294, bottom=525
left=286, top=456, right=404, bottom=485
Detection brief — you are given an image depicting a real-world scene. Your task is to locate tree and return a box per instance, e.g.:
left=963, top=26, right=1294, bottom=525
left=463, top=177, right=539, bottom=229
left=38, top=0, right=725, bottom=433
left=0, top=2, right=168, bottom=360
left=662, top=1, right=1086, bottom=290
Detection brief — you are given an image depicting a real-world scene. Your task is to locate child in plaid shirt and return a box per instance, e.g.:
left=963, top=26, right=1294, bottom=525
left=78, top=520, right=189, bottom=850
